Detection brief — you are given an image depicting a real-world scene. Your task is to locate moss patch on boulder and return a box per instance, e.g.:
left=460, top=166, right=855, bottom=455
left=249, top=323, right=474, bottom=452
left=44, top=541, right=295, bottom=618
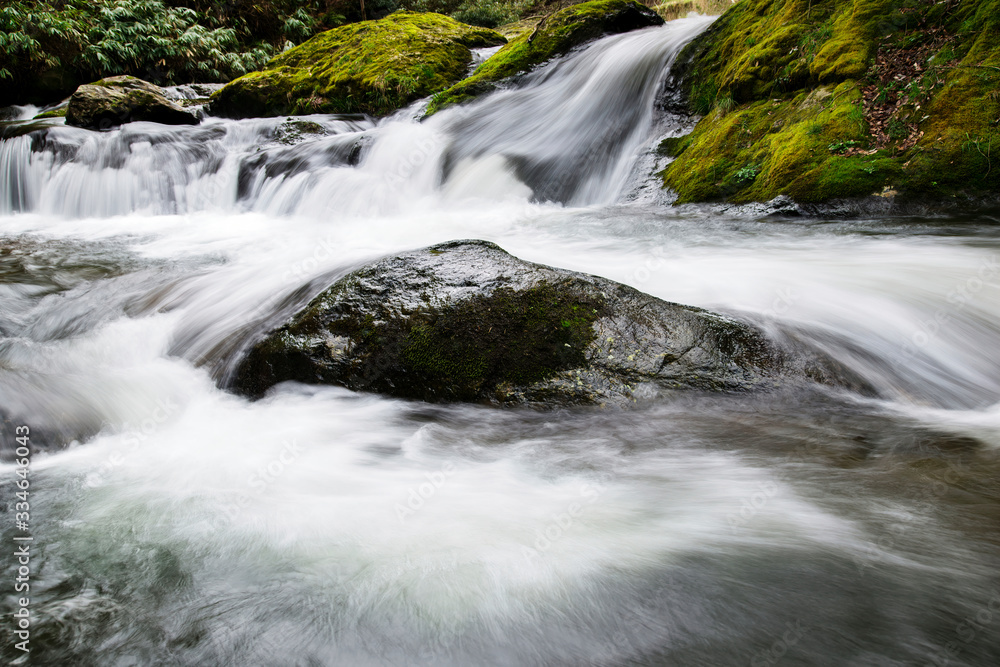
left=662, top=0, right=1000, bottom=206
left=210, top=11, right=505, bottom=118
left=33, top=106, right=68, bottom=120
left=398, top=284, right=604, bottom=396
left=426, top=0, right=663, bottom=114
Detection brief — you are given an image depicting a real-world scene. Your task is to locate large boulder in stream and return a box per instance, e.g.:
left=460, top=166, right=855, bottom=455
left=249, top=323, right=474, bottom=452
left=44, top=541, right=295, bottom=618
left=210, top=12, right=505, bottom=119
left=426, top=0, right=664, bottom=115
left=233, top=240, right=865, bottom=406
left=66, top=76, right=199, bottom=129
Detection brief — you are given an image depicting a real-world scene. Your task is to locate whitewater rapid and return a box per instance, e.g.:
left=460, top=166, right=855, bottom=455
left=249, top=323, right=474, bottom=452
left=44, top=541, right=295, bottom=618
left=1, top=15, right=999, bottom=667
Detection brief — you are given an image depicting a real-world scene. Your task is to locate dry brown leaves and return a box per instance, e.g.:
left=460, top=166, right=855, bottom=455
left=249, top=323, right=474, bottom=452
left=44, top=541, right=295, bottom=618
left=850, top=24, right=954, bottom=156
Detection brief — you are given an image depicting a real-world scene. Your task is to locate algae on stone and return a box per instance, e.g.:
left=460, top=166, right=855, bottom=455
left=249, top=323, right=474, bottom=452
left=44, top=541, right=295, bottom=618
left=426, top=0, right=663, bottom=114
left=662, top=0, right=1000, bottom=206
left=210, top=11, right=505, bottom=118
left=33, top=106, right=68, bottom=120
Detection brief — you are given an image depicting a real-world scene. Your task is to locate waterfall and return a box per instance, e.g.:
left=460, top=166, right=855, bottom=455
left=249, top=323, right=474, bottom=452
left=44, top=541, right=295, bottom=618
left=0, top=17, right=711, bottom=219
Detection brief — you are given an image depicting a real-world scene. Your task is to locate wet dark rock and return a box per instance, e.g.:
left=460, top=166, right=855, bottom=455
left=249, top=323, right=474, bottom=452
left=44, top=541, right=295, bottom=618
left=66, top=76, right=199, bottom=130
left=235, top=132, right=368, bottom=201
left=0, top=120, right=60, bottom=140
left=232, top=240, right=867, bottom=406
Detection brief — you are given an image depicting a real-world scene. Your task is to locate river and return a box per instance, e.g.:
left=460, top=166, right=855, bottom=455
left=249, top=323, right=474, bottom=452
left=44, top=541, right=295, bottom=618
left=1, top=15, right=999, bottom=667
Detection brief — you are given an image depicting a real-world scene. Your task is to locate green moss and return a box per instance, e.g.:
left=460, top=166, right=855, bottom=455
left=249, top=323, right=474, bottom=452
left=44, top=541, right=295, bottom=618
left=33, top=106, right=67, bottom=119
left=893, top=0, right=1000, bottom=199
left=664, top=81, right=898, bottom=202
left=493, top=17, right=540, bottom=41
left=675, top=0, right=918, bottom=106
left=426, top=0, right=662, bottom=114
left=240, top=269, right=610, bottom=402
left=809, top=1, right=903, bottom=83
left=211, top=11, right=505, bottom=118
left=657, top=134, right=693, bottom=157
left=255, top=280, right=608, bottom=402
left=663, top=0, right=1000, bottom=204
left=398, top=283, right=604, bottom=399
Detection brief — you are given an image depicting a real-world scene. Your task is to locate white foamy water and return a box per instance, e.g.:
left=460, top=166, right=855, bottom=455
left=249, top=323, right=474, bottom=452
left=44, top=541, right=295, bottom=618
left=2, top=16, right=999, bottom=667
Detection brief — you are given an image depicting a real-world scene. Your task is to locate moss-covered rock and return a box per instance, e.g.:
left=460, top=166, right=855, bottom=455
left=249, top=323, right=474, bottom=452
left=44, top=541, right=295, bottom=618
left=662, top=0, right=1000, bottom=206
left=210, top=11, right=505, bottom=118
left=231, top=240, right=873, bottom=406
left=426, top=0, right=663, bottom=114
left=33, top=105, right=68, bottom=120
left=65, top=76, right=199, bottom=130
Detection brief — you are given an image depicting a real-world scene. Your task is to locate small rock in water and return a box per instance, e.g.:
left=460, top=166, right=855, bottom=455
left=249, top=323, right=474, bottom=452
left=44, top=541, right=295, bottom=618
left=66, top=75, right=199, bottom=130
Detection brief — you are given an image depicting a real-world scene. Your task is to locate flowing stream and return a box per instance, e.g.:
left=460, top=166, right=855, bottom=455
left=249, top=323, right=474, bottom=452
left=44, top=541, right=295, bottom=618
left=2, top=15, right=1000, bottom=667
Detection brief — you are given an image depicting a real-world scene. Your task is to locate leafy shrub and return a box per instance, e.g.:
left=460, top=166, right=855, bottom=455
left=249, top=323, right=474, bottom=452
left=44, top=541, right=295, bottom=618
left=0, top=0, right=328, bottom=103
left=734, top=163, right=759, bottom=183
left=451, top=0, right=524, bottom=28
left=1, top=0, right=542, bottom=104
left=400, top=0, right=466, bottom=14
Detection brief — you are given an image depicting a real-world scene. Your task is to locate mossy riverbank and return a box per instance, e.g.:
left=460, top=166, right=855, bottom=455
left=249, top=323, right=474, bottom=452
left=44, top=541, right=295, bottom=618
left=661, top=0, right=1000, bottom=206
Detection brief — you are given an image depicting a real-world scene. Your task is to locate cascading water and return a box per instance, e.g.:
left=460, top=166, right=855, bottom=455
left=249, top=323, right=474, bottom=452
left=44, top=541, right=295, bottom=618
left=0, top=18, right=705, bottom=219
left=2, top=15, right=999, bottom=667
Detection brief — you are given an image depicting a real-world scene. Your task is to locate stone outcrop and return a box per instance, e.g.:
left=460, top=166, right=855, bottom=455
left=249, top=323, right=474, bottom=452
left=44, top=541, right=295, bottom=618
left=65, top=76, right=199, bottom=129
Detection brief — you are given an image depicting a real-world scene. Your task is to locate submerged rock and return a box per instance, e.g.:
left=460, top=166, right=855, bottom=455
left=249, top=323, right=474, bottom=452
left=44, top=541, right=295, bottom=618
left=426, top=0, right=664, bottom=115
left=210, top=12, right=505, bottom=119
left=0, top=120, right=52, bottom=140
left=66, top=76, right=199, bottom=129
left=232, top=240, right=864, bottom=406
